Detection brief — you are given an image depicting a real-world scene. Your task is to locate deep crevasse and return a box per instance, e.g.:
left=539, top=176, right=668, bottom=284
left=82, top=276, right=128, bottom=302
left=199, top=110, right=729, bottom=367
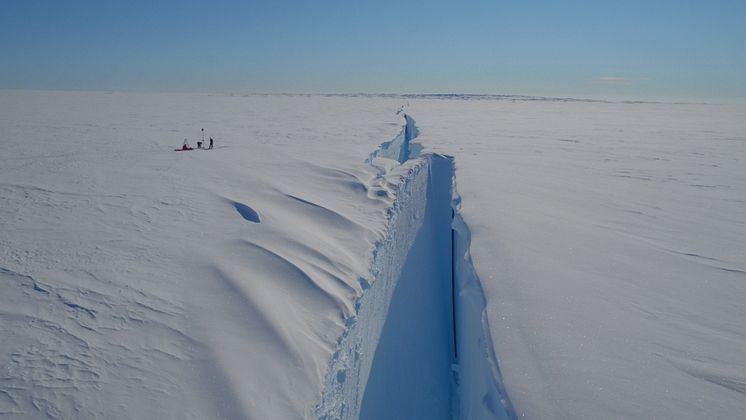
left=359, top=153, right=455, bottom=420
left=316, top=114, right=514, bottom=420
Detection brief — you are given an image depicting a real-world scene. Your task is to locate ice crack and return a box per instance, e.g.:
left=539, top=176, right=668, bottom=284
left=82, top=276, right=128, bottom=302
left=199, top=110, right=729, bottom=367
left=317, top=112, right=515, bottom=420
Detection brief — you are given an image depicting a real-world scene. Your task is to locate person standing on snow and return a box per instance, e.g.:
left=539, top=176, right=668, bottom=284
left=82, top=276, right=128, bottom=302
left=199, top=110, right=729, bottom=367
left=209, top=137, right=214, bottom=149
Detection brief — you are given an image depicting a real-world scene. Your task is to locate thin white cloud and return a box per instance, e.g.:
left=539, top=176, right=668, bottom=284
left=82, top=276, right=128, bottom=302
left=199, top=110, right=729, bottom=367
left=591, top=76, right=651, bottom=85
left=598, top=76, right=631, bottom=82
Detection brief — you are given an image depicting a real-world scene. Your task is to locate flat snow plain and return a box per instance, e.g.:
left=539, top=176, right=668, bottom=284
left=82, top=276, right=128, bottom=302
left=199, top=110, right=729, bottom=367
left=412, top=98, right=746, bottom=419
left=1, top=90, right=745, bottom=420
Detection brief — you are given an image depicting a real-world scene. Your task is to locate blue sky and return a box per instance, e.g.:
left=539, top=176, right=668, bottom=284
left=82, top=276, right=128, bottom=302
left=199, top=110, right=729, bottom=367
left=1, top=0, right=744, bottom=101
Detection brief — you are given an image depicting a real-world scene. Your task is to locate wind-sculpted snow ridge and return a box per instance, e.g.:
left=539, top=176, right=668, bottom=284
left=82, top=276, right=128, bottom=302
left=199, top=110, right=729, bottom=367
left=317, top=113, right=514, bottom=420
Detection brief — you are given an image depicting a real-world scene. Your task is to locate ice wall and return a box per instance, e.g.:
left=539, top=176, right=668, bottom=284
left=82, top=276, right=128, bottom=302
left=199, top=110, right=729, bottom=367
left=316, top=158, right=431, bottom=420
left=358, top=154, right=455, bottom=420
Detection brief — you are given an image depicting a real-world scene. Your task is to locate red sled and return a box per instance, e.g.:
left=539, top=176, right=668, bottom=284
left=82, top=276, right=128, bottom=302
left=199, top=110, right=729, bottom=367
left=174, top=147, right=194, bottom=152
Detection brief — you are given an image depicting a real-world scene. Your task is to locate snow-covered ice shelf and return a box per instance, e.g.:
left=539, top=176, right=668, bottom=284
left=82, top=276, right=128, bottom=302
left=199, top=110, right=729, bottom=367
left=1, top=90, right=745, bottom=420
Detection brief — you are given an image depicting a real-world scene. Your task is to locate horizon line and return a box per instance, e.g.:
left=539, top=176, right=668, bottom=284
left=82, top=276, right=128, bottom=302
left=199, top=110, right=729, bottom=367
left=0, top=87, right=720, bottom=106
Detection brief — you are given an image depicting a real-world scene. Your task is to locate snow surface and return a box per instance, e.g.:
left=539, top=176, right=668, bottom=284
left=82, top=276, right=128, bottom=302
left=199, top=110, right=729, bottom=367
left=411, top=99, right=746, bottom=419
left=2, top=90, right=745, bottom=420
left=0, top=90, right=412, bottom=419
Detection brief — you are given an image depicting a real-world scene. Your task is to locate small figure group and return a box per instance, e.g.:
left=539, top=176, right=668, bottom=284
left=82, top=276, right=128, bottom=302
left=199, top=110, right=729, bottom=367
left=178, top=129, right=215, bottom=152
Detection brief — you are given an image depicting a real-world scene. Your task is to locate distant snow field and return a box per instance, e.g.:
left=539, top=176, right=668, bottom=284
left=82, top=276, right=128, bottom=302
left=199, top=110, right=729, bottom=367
left=1, top=90, right=744, bottom=420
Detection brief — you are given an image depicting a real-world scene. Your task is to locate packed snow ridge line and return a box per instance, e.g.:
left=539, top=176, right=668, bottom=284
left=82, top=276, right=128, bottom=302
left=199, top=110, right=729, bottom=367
left=317, top=112, right=515, bottom=420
